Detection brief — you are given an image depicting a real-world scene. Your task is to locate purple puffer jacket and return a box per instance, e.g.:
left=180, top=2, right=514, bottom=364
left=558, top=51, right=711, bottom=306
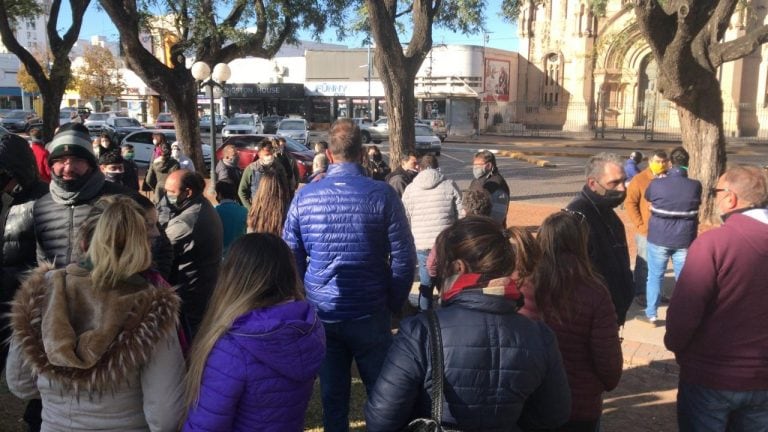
left=183, top=300, right=326, bottom=432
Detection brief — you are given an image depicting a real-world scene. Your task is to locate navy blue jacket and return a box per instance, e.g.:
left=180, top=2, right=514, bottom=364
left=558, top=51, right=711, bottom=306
left=283, top=162, right=416, bottom=321
left=365, top=292, right=571, bottom=431
left=645, top=167, right=702, bottom=249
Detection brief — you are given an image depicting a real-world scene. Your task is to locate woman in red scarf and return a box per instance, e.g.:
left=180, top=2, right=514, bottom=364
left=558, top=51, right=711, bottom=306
left=365, top=216, right=571, bottom=431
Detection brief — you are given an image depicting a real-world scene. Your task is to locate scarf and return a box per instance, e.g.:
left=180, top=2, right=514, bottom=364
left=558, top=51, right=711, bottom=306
left=49, top=170, right=105, bottom=205
left=441, top=273, right=523, bottom=304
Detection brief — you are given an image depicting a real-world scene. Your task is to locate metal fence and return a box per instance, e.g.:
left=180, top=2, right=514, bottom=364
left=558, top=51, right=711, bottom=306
left=490, top=99, right=768, bottom=143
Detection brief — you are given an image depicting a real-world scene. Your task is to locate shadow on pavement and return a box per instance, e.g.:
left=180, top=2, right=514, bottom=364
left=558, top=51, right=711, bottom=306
left=602, top=362, right=679, bottom=431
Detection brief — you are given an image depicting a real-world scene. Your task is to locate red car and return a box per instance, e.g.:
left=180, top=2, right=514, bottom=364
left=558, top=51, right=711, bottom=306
left=216, top=134, right=315, bottom=181
left=155, top=112, right=175, bottom=129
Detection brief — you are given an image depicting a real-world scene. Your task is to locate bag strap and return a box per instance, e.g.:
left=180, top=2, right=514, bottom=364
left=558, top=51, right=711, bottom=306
left=426, top=309, right=444, bottom=425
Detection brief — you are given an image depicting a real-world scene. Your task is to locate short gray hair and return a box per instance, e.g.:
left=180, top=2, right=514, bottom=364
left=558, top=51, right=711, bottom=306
left=585, top=152, right=624, bottom=179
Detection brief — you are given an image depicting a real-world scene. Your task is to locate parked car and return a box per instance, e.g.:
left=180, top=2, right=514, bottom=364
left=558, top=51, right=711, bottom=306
left=360, top=117, right=390, bottom=144
left=0, top=125, right=10, bottom=137
left=261, top=115, right=283, bottom=134
left=419, top=117, right=448, bottom=142
left=1, top=110, right=42, bottom=132
left=155, top=112, right=175, bottom=129
left=121, top=129, right=211, bottom=168
left=217, top=134, right=315, bottom=182
left=103, top=116, right=145, bottom=143
left=222, top=114, right=263, bottom=137
left=276, top=118, right=309, bottom=145
left=59, top=109, right=74, bottom=126
left=414, top=124, right=442, bottom=156
left=199, top=114, right=228, bottom=132
left=83, top=112, right=113, bottom=135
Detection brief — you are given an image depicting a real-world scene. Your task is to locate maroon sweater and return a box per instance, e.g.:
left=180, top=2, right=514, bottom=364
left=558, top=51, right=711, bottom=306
left=520, top=277, right=623, bottom=421
left=665, top=212, right=768, bottom=390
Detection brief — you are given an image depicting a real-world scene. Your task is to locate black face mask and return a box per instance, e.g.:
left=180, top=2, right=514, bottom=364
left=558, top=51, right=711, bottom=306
left=104, top=171, right=124, bottom=183
left=54, top=173, right=90, bottom=192
left=599, top=189, right=626, bottom=208
left=370, top=154, right=382, bottom=162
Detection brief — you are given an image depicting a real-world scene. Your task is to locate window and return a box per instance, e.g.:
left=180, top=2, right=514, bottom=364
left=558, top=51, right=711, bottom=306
left=543, top=53, right=562, bottom=106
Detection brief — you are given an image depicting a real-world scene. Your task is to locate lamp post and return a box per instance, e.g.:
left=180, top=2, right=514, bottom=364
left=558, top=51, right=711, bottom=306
left=191, top=61, right=231, bottom=192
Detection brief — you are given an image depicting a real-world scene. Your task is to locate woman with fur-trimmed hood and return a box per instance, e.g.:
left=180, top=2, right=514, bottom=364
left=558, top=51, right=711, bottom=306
left=5, top=196, right=185, bottom=431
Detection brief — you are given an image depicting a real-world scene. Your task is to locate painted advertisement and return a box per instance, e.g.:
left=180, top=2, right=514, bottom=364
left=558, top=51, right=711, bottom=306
left=484, top=58, right=510, bottom=102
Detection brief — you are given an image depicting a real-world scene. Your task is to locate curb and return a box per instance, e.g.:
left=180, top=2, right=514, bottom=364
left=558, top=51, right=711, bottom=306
left=497, top=150, right=558, bottom=168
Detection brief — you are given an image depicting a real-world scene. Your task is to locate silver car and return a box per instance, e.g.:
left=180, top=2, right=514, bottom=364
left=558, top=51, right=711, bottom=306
left=414, top=124, right=442, bottom=156
left=276, top=119, right=309, bottom=145
left=222, top=114, right=263, bottom=137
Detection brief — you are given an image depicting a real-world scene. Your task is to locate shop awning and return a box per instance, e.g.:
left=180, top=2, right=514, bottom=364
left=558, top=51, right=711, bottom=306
left=0, top=87, right=21, bottom=97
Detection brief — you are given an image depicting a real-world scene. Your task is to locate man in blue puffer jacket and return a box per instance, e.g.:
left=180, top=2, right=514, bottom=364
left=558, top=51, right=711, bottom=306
left=283, top=118, right=416, bottom=432
left=642, top=146, right=702, bottom=324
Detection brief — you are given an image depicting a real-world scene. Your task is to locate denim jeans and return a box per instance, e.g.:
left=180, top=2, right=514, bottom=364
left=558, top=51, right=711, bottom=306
left=634, top=234, right=648, bottom=297
left=319, top=311, right=393, bottom=432
left=416, top=249, right=433, bottom=310
left=678, top=381, right=768, bottom=431
left=645, top=241, right=687, bottom=319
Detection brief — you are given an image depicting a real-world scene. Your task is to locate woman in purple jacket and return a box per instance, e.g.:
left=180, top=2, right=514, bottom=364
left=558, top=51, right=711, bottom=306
left=182, top=233, right=326, bottom=432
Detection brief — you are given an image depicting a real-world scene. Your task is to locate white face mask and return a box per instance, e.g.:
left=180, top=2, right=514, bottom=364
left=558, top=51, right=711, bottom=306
left=261, top=155, right=275, bottom=165
left=171, top=149, right=180, bottom=159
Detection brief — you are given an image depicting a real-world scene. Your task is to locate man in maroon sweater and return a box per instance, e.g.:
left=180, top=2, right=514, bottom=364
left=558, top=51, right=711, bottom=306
left=665, top=164, right=768, bottom=431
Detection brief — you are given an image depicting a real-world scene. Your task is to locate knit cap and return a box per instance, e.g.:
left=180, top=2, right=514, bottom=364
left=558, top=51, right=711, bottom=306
left=47, top=130, right=97, bottom=168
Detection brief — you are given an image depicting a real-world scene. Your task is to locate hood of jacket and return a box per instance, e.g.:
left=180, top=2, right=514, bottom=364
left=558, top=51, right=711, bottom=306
left=10, top=263, right=180, bottom=396
left=411, top=168, right=445, bottom=190
left=0, top=133, right=39, bottom=188
left=229, top=300, right=325, bottom=382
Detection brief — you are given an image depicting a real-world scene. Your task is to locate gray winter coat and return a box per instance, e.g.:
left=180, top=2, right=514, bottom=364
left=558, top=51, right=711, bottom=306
left=402, top=169, right=462, bottom=250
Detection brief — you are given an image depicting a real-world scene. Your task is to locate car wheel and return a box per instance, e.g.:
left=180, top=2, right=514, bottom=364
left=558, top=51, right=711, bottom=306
left=436, top=151, right=441, bottom=156
left=361, top=131, right=371, bottom=144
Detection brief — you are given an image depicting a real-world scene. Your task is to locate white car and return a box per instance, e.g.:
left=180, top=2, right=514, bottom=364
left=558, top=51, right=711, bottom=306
left=222, top=114, right=263, bottom=137
left=121, top=129, right=211, bottom=168
left=414, top=124, right=442, bottom=156
left=83, top=112, right=113, bottom=135
left=276, top=118, right=309, bottom=145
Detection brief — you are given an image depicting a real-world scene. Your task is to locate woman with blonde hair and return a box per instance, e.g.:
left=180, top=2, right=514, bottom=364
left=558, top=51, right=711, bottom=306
left=519, top=210, right=623, bottom=431
left=6, top=196, right=185, bottom=431
left=182, top=233, right=325, bottom=431
left=246, top=165, right=291, bottom=235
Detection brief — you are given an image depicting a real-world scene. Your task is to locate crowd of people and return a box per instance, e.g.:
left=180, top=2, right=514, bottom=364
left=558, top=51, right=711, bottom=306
left=0, top=118, right=766, bottom=431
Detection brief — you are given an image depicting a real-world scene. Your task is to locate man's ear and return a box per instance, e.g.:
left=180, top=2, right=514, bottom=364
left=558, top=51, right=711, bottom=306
left=326, top=148, right=334, bottom=164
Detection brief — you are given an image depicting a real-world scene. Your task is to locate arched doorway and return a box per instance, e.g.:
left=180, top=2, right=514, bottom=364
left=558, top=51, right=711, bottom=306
left=635, top=54, right=658, bottom=126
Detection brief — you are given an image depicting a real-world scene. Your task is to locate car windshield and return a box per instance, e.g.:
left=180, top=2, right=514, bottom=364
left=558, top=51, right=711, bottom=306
left=415, top=125, right=435, bottom=136
left=88, top=113, right=109, bottom=121
left=60, top=111, right=71, bottom=118
left=115, top=118, right=140, bottom=127
left=157, top=114, right=173, bottom=122
left=229, top=117, right=253, bottom=126
left=280, top=121, right=305, bottom=131
left=7, top=111, right=29, bottom=119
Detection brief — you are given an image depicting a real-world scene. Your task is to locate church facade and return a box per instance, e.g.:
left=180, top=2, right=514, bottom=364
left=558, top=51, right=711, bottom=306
left=513, top=0, right=768, bottom=138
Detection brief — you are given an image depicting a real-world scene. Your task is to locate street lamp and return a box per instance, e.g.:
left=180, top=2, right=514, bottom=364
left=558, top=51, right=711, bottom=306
left=191, top=61, right=231, bottom=192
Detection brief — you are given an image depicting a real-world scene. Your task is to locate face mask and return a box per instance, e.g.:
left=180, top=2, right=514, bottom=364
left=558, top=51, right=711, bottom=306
left=123, top=152, right=134, bottom=161
left=472, top=166, right=487, bottom=179
left=649, top=161, right=667, bottom=176
left=167, top=192, right=186, bottom=210
left=171, top=149, right=180, bottom=159
left=370, top=154, right=382, bottom=162
left=600, top=188, right=627, bottom=208
left=261, top=155, right=275, bottom=165
left=104, top=171, right=123, bottom=183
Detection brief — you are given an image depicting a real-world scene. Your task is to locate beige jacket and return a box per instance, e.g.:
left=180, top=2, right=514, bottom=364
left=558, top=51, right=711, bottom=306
left=5, top=264, right=185, bottom=432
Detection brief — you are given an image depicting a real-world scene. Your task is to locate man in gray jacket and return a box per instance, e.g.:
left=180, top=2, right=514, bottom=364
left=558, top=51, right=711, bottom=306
left=164, top=170, right=223, bottom=337
left=402, top=155, right=462, bottom=310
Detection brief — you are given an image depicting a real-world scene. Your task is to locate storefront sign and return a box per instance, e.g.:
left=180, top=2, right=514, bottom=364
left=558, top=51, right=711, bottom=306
left=225, top=84, right=305, bottom=99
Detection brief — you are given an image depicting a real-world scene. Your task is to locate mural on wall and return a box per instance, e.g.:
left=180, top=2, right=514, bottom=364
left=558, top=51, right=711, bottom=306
left=484, top=58, right=510, bottom=102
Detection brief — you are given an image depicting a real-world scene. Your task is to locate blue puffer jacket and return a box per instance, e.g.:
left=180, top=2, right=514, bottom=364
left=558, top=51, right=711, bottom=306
left=182, top=300, right=325, bottom=432
left=365, top=292, right=571, bottom=431
left=283, top=162, right=416, bottom=321
left=645, top=167, right=702, bottom=249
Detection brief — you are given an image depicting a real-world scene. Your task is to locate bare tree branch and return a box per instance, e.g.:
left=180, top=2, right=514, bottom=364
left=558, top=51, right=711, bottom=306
left=709, top=0, right=740, bottom=43
left=395, top=5, right=413, bottom=18
left=711, top=23, right=768, bottom=67
left=221, top=0, right=248, bottom=28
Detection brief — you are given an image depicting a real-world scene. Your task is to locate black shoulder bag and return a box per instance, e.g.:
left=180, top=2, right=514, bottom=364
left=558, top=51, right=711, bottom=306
left=404, top=309, right=445, bottom=432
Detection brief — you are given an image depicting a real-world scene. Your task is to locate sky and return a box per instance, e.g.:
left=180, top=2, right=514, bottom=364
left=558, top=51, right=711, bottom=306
left=72, top=1, right=519, bottom=52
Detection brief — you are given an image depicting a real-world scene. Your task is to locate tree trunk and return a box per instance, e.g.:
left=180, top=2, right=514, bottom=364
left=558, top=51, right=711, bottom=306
left=676, top=76, right=727, bottom=224
left=166, top=77, right=205, bottom=172
left=378, top=63, right=416, bottom=167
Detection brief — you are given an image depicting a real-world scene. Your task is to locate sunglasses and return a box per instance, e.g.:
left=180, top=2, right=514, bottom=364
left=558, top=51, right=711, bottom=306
left=560, top=208, right=586, bottom=223
left=709, top=187, right=730, bottom=197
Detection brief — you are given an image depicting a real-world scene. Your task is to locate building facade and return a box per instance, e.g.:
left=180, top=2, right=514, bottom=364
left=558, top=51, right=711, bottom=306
left=518, top=0, right=768, bottom=138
